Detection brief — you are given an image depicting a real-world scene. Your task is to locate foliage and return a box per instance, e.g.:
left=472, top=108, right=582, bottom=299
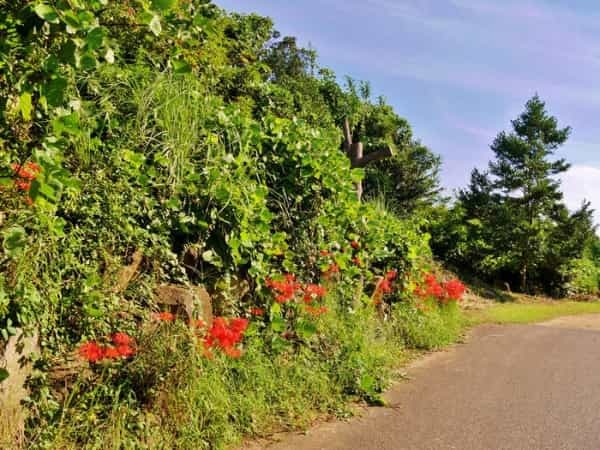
left=0, top=1, right=448, bottom=447
left=431, top=96, right=597, bottom=295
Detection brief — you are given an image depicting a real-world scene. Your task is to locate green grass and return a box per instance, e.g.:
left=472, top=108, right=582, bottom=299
left=469, top=301, right=600, bottom=325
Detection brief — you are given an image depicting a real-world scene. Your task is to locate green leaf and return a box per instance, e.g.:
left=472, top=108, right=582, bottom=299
left=3, top=227, right=27, bottom=258
left=79, top=52, right=98, bottom=71
left=44, top=77, right=68, bottom=107
left=152, top=0, right=176, bottom=11
left=171, top=59, right=191, bottom=74
left=19, top=92, right=32, bottom=121
left=270, top=317, right=286, bottom=333
left=34, top=4, right=59, bottom=23
left=0, top=368, right=8, bottom=383
left=149, top=15, right=162, bottom=36
left=59, top=39, right=77, bottom=66
left=85, top=27, right=105, bottom=50
left=61, top=10, right=81, bottom=31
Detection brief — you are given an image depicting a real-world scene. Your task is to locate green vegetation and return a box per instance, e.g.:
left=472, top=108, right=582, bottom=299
left=0, top=1, right=598, bottom=448
left=471, top=301, right=600, bottom=325
left=430, top=96, right=598, bottom=296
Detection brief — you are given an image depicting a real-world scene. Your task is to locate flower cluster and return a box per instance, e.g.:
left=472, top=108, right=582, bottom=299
left=266, top=274, right=303, bottom=303
left=414, top=273, right=466, bottom=304
left=442, top=279, right=466, bottom=302
left=79, top=333, right=136, bottom=363
left=303, top=284, right=327, bottom=303
left=152, top=311, right=176, bottom=321
left=377, top=269, right=398, bottom=295
left=204, top=317, right=249, bottom=358
left=11, top=161, right=41, bottom=204
left=265, top=275, right=327, bottom=306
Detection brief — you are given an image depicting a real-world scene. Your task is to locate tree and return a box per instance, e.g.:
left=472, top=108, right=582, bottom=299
left=437, top=95, right=596, bottom=293
left=488, top=95, right=571, bottom=290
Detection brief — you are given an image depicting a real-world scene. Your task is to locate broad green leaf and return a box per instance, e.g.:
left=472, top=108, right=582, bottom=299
left=58, top=39, right=77, bottom=66
left=19, top=92, right=32, bottom=121
left=149, top=15, right=162, bottom=36
left=34, top=4, right=59, bottom=23
left=85, top=27, right=105, bottom=50
left=79, top=52, right=98, bottom=70
left=61, top=10, right=81, bottom=31
left=270, top=317, right=286, bottom=332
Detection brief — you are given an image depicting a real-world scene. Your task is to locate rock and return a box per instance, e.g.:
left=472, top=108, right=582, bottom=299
left=154, top=284, right=213, bottom=325
left=113, top=249, right=143, bottom=294
left=0, top=329, right=38, bottom=448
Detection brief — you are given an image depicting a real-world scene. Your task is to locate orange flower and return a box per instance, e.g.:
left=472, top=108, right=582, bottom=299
left=79, top=341, right=104, bottom=363
left=112, top=332, right=133, bottom=346
left=103, top=347, right=121, bottom=359
left=117, top=345, right=135, bottom=358
left=153, top=311, right=175, bottom=321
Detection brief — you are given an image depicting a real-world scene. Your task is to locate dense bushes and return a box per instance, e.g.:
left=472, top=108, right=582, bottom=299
left=0, top=1, right=461, bottom=448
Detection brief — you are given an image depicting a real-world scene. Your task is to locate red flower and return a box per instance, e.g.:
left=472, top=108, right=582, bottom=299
left=111, top=332, right=133, bottom=346
left=320, top=250, right=331, bottom=257
left=103, top=346, right=121, bottom=359
left=378, top=278, right=392, bottom=294
left=79, top=341, right=105, bottom=363
left=153, top=311, right=175, bottom=321
left=350, top=240, right=360, bottom=250
left=322, top=263, right=340, bottom=279
left=230, top=317, right=249, bottom=334
left=385, top=269, right=398, bottom=281
left=443, top=279, right=466, bottom=301
left=352, top=257, right=362, bottom=266
left=11, top=162, right=41, bottom=181
left=250, top=307, right=265, bottom=316
left=305, top=305, right=328, bottom=317
left=204, top=317, right=248, bottom=357
left=303, top=284, right=327, bottom=303
left=266, top=275, right=302, bottom=303
left=117, top=345, right=135, bottom=358
left=15, top=179, right=31, bottom=191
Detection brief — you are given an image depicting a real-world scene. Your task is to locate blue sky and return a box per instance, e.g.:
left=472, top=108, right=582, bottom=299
left=215, top=0, right=600, bottom=221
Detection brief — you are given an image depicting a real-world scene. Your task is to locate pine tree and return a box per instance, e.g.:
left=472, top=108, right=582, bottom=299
left=489, top=95, right=571, bottom=290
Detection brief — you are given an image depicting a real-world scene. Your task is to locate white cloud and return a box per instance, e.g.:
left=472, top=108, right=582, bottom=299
left=561, top=165, right=600, bottom=226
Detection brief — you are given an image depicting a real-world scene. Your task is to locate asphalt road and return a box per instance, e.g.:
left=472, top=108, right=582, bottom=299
left=261, top=315, right=600, bottom=450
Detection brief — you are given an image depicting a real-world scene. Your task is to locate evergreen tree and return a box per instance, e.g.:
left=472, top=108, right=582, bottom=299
left=489, top=95, right=571, bottom=290
left=436, top=95, right=596, bottom=294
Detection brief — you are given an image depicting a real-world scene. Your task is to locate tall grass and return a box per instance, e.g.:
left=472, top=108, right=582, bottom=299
left=40, top=294, right=416, bottom=450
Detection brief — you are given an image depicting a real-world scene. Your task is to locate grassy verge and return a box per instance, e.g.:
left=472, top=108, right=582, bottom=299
left=469, top=300, right=600, bottom=325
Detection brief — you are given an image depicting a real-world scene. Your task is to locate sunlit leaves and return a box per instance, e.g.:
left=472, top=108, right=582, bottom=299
left=34, top=4, right=59, bottom=23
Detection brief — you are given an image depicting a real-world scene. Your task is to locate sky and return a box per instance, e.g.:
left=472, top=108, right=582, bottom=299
left=216, top=0, right=600, bottom=222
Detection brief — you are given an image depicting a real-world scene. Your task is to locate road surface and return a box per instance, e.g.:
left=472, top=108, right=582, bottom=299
left=258, top=314, right=600, bottom=450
